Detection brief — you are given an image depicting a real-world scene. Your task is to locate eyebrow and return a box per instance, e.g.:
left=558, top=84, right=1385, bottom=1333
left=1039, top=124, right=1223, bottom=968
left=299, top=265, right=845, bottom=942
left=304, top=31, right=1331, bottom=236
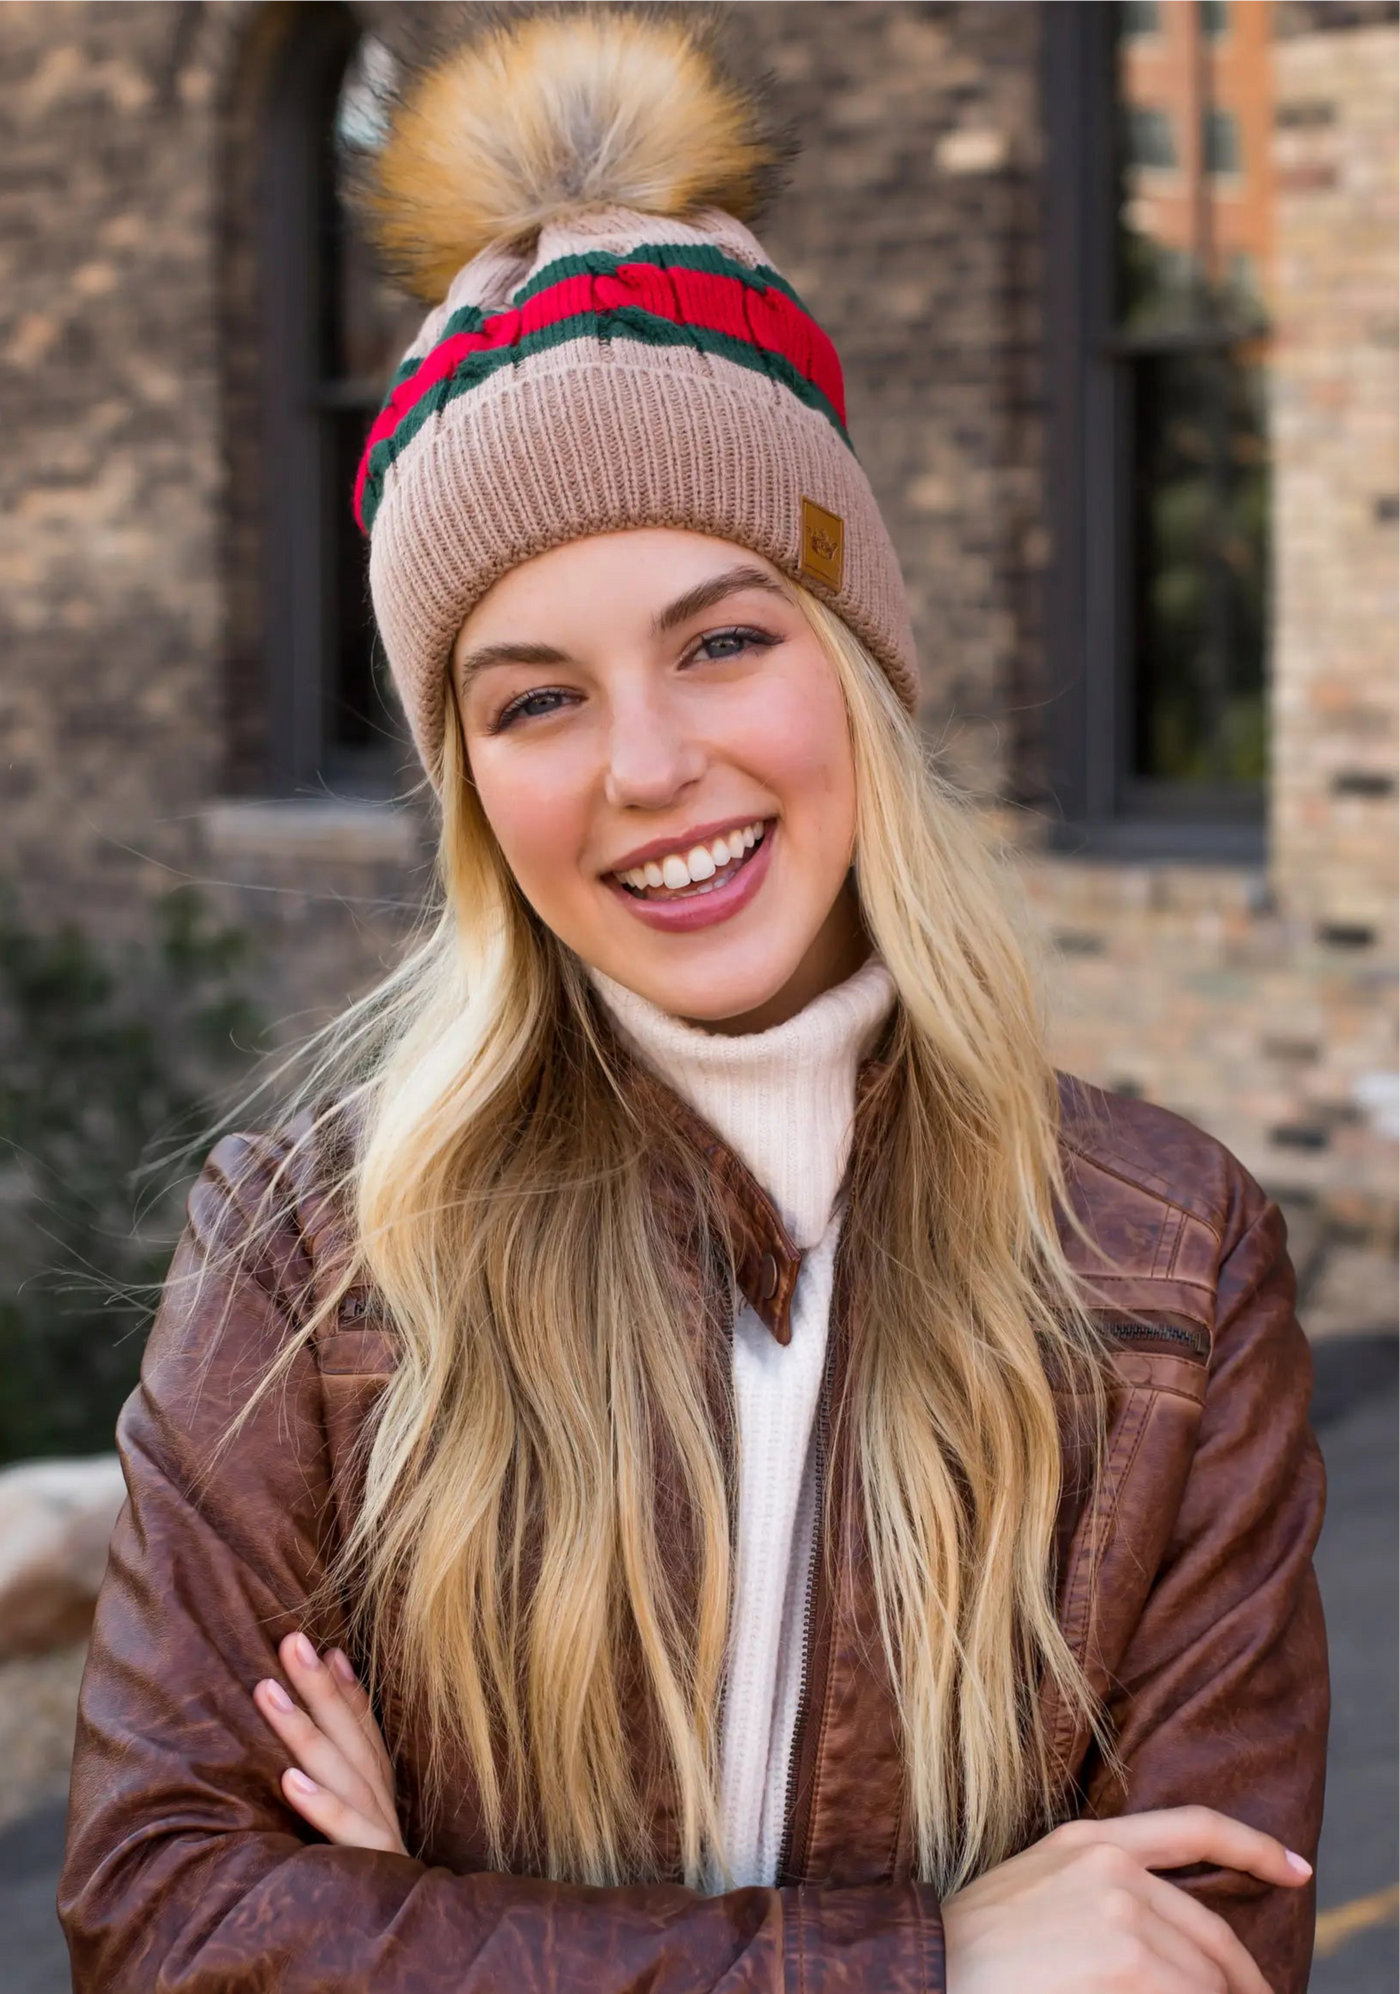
left=650, top=565, right=791, bottom=636
left=453, top=639, right=570, bottom=687
left=453, top=565, right=791, bottom=687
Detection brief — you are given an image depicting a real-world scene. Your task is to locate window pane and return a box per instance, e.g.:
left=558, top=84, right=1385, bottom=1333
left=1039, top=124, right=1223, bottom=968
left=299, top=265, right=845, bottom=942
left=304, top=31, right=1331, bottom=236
left=317, top=34, right=422, bottom=781
left=1109, top=0, right=1273, bottom=809
left=1124, top=102, right=1178, bottom=169
left=1200, top=0, right=1230, bottom=38
left=1121, top=0, right=1162, bottom=35
left=332, top=38, right=420, bottom=386
left=1115, top=1, right=1201, bottom=330
left=1128, top=347, right=1268, bottom=786
left=1203, top=107, right=1242, bottom=176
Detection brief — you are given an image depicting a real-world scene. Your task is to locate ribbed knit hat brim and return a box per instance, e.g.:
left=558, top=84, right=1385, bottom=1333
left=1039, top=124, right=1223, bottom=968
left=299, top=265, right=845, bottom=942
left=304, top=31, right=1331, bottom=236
left=348, top=20, right=918, bottom=787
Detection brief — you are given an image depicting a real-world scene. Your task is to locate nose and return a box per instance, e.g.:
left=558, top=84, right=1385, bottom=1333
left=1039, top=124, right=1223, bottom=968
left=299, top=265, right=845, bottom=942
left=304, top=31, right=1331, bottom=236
left=601, top=682, right=707, bottom=812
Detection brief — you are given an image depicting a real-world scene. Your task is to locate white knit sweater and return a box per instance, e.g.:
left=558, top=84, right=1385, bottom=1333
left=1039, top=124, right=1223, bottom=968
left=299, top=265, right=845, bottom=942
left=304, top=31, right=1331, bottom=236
left=587, top=953, right=897, bottom=1888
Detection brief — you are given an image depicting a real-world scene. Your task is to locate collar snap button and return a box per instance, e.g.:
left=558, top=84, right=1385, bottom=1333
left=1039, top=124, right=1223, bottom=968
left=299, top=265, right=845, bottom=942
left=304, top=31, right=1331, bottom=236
left=757, top=1250, right=779, bottom=1301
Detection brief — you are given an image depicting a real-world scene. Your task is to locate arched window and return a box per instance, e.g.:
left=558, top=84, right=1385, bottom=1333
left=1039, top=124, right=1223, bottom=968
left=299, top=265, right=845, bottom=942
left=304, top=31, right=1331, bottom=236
left=258, top=7, right=419, bottom=797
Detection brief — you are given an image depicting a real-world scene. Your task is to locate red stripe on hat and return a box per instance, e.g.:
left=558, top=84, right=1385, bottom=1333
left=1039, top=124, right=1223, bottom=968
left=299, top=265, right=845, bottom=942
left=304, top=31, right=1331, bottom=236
left=354, top=262, right=846, bottom=528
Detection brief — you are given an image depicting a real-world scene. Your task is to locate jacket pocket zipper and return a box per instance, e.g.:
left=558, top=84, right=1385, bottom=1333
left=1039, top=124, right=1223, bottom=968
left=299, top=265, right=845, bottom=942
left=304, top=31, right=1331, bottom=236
left=1108, top=1319, right=1211, bottom=1361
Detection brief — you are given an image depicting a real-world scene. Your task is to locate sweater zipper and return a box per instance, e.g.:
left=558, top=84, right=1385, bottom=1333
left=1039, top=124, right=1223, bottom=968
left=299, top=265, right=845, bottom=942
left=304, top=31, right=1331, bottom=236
left=772, top=1315, right=835, bottom=1883
left=1108, top=1319, right=1211, bottom=1361
left=706, top=1261, right=741, bottom=1891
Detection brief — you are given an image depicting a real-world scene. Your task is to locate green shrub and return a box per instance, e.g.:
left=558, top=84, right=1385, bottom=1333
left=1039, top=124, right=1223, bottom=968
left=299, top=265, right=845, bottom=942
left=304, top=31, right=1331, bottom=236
left=0, top=883, right=264, bottom=1465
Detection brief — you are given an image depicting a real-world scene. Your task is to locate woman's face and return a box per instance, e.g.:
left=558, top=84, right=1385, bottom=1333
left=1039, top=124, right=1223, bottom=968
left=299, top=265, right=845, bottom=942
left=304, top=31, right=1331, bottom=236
left=450, top=528, right=865, bottom=1031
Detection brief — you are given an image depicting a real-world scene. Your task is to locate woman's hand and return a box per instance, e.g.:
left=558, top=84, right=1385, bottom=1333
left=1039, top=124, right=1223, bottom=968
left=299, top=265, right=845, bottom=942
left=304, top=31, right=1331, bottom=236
left=942, top=1806, right=1312, bottom=1994
left=254, top=1632, right=407, bottom=1856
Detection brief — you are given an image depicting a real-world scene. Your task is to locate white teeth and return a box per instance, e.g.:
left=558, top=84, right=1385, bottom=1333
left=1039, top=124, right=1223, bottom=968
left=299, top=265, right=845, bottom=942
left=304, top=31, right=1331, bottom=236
left=617, top=820, right=768, bottom=895
left=660, top=854, right=691, bottom=890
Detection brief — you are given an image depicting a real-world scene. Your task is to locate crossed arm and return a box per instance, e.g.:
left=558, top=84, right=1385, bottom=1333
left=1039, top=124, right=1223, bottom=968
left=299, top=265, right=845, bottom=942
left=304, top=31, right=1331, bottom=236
left=256, top=1623, right=1309, bottom=1994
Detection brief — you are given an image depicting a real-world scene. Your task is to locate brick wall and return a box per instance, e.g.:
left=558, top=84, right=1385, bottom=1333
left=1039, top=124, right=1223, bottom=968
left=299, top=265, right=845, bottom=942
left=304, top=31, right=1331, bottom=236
left=0, top=1, right=1394, bottom=1236
left=1, top=2, right=225, bottom=931
left=1270, top=22, right=1398, bottom=946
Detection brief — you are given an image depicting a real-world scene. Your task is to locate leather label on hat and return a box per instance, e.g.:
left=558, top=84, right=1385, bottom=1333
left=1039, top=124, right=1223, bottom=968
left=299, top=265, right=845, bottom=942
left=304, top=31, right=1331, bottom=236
left=800, top=497, right=845, bottom=590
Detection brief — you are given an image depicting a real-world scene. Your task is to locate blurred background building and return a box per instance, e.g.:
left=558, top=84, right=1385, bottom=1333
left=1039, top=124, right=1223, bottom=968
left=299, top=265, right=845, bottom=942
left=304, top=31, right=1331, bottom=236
left=3, top=0, right=1396, bottom=1260
left=0, top=5, right=1396, bottom=1987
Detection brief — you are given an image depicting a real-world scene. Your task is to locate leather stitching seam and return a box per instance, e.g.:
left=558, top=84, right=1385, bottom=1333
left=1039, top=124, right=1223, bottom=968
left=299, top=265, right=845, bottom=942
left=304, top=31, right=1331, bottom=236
left=1078, top=1271, right=1213, bottom=1328
left=1062, top=1141, right=1228, bottom=1246
left=1151, top=1206, right=1183, bottom=1282
left=1055, top=1388, right=1152, bottom=1761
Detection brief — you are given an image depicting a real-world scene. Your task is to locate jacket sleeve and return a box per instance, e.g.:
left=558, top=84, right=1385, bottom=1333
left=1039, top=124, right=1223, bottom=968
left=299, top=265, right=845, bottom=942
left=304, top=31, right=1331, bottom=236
left=1082, top=1177, right=1329, bottom=1994
left=58, top=1138, right=942, bottom=1994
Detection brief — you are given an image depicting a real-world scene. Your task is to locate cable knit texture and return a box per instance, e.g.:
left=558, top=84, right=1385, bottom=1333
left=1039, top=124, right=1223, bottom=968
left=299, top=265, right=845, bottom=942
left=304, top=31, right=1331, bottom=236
left=361, top=203, right=919, bottom=786
left=588, top=952, right=897, bottom=1885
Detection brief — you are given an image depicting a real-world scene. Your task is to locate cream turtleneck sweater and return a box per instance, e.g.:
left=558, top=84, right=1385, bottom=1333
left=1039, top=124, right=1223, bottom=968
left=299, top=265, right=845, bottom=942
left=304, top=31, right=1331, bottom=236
left=587, top=952, right=898, bottom=1888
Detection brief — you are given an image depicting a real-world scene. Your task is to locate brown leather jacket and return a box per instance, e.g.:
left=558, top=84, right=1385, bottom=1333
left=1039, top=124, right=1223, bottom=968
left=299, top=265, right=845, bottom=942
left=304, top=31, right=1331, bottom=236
left=58, top=1053, right=1328, bottom=1994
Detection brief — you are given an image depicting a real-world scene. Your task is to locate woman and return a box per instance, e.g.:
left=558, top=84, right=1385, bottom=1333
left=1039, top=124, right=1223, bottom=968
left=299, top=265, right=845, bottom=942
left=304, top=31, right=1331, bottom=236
left=59, top=13, right=1326, bottom=1993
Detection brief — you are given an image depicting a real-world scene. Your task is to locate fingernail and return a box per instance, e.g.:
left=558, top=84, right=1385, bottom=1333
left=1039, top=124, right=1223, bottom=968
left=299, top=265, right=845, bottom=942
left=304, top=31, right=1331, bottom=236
left=1286, top=1850, right=1312, bottom=1878
left=329, top=1648, right=356, bottom=1686
left=260, top=1679, right=293, bottom=1714
left=292, top=1633, right=319, bottom=1670
left=286, top=1768, right=318, bottom=1795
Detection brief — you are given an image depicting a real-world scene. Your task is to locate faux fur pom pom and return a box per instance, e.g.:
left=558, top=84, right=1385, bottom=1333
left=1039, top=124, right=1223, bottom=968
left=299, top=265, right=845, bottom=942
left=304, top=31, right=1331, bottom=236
left=348, top=6, right=795, bottom=306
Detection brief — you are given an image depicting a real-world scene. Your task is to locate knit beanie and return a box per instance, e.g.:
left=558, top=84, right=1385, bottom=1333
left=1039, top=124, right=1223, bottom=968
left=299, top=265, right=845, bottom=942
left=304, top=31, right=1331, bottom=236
left=349, top=8, right=919, bottom=787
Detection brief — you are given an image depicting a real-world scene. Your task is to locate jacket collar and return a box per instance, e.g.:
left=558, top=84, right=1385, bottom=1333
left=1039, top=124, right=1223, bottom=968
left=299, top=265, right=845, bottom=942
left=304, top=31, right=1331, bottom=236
left=608, top=1013, right=902, bottom=1345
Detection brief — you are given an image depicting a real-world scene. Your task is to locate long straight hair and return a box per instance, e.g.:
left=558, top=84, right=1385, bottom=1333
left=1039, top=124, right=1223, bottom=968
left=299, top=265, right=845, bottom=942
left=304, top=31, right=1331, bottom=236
left=214, top=579, right=1115, bottom=1895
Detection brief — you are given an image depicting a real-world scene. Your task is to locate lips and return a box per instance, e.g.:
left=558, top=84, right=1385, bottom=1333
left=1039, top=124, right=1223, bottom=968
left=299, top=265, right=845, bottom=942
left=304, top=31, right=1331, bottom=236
left=604, top=819, right=777, bottom=934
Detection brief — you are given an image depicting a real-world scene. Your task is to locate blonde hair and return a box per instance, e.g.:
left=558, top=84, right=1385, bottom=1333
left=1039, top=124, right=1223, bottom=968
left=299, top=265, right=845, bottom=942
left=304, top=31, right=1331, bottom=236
left=210, top=579, right=1118, bottom=1896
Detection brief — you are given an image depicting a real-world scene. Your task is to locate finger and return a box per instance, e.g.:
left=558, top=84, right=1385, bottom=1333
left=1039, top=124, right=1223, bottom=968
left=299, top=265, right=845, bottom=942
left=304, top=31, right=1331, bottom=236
left=1137, top=1930, right=1230, bottom=1994
left=1060, top=1807, right=1311, bottom=1888
left=1133, top=1902, right=1230, bottom=1994
left=281, top=1766, right=403, bottom=1855
left=1141, top=1871, right=1272, bottom=1994
left=254, top=1676, right=389, bottom=1829
left=279, top=1634, right=396, bottom=1804
left=324, top=1647, right=397, bottom=1782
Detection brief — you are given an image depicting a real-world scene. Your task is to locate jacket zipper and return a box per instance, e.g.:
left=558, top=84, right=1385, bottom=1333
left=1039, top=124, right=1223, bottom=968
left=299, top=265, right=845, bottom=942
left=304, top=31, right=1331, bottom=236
left=771, top=1311, right=835, bottom=1883
left=1108, top=1319, right=1211, bottom=1360
left=713, top=1281, right=738, bottom=1759
left=765, top=1314, right=1208, bottom=1878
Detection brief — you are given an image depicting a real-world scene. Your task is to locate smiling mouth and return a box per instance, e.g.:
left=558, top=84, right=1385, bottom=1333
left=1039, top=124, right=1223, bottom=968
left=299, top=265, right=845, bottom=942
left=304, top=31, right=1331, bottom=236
left=611, top=820, right=769, bottom=901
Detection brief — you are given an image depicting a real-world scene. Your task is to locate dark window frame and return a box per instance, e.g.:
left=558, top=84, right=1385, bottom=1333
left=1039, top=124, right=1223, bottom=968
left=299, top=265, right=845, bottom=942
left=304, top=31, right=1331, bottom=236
left=258, top=3, right=403, bottom=799
left=1042, top=1, right=1268, bottom=863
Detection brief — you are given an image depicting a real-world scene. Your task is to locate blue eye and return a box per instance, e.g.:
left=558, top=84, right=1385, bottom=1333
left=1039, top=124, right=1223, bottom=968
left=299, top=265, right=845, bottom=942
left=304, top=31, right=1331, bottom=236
left=694, top=626, right=776, bottom=663
left=491, top=687, right=573, bottom=732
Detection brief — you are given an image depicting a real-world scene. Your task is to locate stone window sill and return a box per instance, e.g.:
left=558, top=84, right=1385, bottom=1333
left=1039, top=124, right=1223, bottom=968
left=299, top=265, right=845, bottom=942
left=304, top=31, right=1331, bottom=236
left=199, top=798, right=422, bottom=866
